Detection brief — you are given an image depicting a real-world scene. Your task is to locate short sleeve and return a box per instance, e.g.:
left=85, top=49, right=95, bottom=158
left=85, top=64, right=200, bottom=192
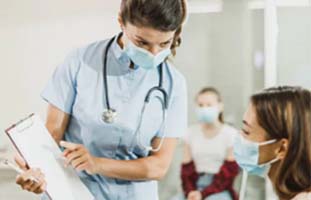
left=157, top=76, right=188, bottom=138
left=41, top=50, right=81, bottom=114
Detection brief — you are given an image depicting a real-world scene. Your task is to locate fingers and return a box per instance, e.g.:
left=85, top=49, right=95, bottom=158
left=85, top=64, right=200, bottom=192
left=33, top=181, right=47, bottom=194
left=14, top=154, right=27, bottom=170
left=16, top=168, right=46, bottom=194
left=62, top=149, right=71, bottom=157
left=65, top=148, right=85, bottom=165
left=60, top=141, right=80, bottom=151
left=76, top=163, right=88, bottom=172
left=71, top=155, right=88, bottom=169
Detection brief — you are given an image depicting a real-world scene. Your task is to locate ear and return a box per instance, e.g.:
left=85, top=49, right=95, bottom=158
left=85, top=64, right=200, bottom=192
left=118, top=14, right=125, bottom=30
left=275, top=138, right=289, bottom=160
left=219, top=102, right=224, bottom=113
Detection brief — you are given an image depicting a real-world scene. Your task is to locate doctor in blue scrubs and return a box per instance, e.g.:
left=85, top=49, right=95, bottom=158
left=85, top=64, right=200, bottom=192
left=15, top=0, right=188, bottom=199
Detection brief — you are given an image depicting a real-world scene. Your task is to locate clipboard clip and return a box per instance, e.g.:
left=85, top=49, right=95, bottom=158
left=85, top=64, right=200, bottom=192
left=14, top=113, right=35, bottom=133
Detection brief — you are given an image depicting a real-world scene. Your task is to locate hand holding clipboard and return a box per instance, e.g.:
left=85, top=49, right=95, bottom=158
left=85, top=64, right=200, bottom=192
left=5, top=114, right=94, bottom=200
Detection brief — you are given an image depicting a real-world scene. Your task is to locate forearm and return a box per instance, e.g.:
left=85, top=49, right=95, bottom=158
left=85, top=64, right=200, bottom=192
left=181, top=161, right=199, bottom=196
left=201, top=160, right=239, bottom=198
left=95, top=156, right=167, bottom=181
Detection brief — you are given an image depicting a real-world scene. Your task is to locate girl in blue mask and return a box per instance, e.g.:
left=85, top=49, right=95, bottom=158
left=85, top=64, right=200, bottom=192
left=234, top=86, right=311, bottom=200
left=14, top=1, right=188, bottom=200
left=180, top=87, right=239, bottom=200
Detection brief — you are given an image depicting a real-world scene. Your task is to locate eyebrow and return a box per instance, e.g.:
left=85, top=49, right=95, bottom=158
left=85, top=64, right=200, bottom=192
left=136, top=35, right=174, bottom=44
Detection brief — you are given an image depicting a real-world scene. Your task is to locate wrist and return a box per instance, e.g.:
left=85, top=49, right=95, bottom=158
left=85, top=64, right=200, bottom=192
left=93, top=157, right=103, bottom=174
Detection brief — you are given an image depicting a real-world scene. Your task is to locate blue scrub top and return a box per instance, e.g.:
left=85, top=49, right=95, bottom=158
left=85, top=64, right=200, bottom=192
left=41, top=35, right=188, bottom=200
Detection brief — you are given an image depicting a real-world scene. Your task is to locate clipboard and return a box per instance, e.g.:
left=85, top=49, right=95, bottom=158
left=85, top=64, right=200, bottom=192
left=5, top=113, right=94, bottom=200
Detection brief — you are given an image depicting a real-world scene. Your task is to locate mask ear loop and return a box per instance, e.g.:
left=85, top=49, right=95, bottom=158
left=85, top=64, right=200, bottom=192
left=259, top=139, right=278, bottom=146
left=239, top=170, right=248, bottom=200
left=257, top=139, right=280, bottom=166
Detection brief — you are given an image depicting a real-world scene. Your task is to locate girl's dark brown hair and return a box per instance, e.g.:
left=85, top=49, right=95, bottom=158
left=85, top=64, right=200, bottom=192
left=197, top=87, right=224, bottom=123
left=251, top=86, right=311, bottom=199
left=120, top=0, right=187, bottom=56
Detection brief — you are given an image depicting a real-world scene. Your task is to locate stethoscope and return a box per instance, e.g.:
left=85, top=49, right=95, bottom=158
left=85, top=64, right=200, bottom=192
left=102, top=35, right=169, bottom=152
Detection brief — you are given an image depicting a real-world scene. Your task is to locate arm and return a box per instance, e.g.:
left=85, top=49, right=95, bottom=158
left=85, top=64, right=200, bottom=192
left=200, top=147, right=239, bottom=199
left=180, top=142, right=199, bottom=197
left=45, top=104, right=70, bottom=144
left=61, top=137, right=178, bottom=181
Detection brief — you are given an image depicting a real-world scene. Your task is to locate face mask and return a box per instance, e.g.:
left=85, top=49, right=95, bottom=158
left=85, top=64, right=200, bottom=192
left=233, top=135, right=279, bottom=177
left=196, top=106, right=220, bottom=124
left=124, top=40, right=171, bottom=70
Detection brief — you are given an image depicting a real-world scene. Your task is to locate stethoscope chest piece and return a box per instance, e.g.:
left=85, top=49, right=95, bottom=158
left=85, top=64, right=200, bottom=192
left=102, top=109, right=117, bottom=123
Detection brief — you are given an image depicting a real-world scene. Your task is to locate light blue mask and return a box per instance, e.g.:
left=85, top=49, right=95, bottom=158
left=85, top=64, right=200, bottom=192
left=124, top=41, right=171, bottom=70
left=233, top=135, right=279, bottom=177
left=196, top=107, right=220, bottom=124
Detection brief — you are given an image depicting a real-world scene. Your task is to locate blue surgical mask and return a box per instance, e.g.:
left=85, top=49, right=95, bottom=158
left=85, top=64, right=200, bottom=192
left=196, top=106, right=220, bottom=124
left=124, top=41, right=171, bottom=70
left=233, top=135, right=279, bottom=177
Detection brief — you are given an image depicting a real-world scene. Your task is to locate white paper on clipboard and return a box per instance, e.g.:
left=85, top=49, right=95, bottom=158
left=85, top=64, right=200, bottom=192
left=5, top=114, right=94, bottom=200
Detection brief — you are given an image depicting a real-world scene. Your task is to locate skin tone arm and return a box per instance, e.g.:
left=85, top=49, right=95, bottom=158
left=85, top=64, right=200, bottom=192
left=61, top=137, right=178, bottom=181
left=16, top=104, right=178, bottom=194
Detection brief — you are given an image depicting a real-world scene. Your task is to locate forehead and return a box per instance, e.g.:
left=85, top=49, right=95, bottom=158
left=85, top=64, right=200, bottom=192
left=125, top=23, right=175, bottom=42
left=243, top=103, right=262, bottom=129
left=197, top=92, right=218, bottom=102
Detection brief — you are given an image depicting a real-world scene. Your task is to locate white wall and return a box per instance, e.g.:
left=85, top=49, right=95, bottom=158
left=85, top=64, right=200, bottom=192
left=277, top=7, right=311, bottom=88
left=0, top=0, right=121, bottom=152
left=174, top=0, right=265, bottom=126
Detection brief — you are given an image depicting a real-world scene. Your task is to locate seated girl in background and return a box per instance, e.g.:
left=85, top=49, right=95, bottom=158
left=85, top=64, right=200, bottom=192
left=234, top=86, right=311, bottom=200
left=181, top=87, right=239, bottom=200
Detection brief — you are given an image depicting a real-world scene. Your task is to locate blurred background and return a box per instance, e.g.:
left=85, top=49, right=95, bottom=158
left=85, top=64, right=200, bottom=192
left=0, top=0, right=310, bottom=199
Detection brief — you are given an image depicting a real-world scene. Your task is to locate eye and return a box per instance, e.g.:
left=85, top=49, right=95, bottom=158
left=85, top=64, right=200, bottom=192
left=241, top=129, right=250, bottom=135
left=160, top=42, right=171, bottom=48
left=137, top=41, right=148, bottom=46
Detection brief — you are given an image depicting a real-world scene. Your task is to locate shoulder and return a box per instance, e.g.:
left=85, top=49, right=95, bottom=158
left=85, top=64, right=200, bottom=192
left=292, top=192, right=311, bottom=200
left=61, top=39, right=111, bottom=75
left=165, top=61, right=187, bottom=106
left=76, top=40, right=109, bottom=63
left=59, top=40, right=107, bottom=66
left=166, top=61, right=187, bottom=90
left=183, top=124, right=201, bottom=141
left=222, top=124, right=239, bottom=135
left=220, top=124, right=239, bottom=145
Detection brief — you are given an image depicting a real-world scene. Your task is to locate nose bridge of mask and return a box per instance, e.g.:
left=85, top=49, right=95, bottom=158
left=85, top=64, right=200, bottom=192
left=126, top=40, right=171, bottom=68
left=128, top=41, right=154, bottom=58
left=196, top=106, right=219, bottom=123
